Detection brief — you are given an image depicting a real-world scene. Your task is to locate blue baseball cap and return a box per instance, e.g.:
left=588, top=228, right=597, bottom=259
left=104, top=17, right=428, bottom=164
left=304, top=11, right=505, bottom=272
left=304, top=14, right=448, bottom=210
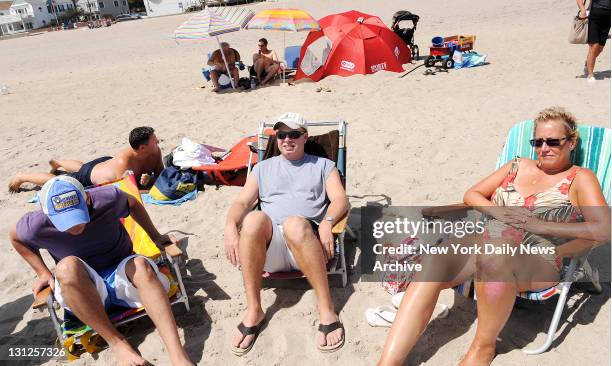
left=39, top=176, right=90, bottom=232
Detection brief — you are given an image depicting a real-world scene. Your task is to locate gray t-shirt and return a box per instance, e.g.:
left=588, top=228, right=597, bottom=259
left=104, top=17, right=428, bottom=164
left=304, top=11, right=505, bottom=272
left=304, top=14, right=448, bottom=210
left=252, top=154, right=335, bottom=225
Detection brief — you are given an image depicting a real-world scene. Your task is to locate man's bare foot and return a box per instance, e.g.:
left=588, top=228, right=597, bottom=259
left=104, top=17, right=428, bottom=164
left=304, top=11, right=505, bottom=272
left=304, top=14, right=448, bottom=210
left=318, top=310, right=343, bottom=348
left=48, top=159, right=60, bottom=174
left=8, top=174, right=23, bottom=193
left=231, top=308, right=265, bottom=350
left=459, top=344, right=496, bottom=366
left=211, top=87, right=220, bottom=93
left=110, top=338, right=148, bottom=366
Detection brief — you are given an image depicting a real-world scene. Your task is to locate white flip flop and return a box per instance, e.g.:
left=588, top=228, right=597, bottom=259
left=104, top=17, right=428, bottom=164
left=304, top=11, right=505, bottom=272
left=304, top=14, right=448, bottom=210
left=391, top=292, right=449, bottom=319
left=365, top=305, right=397, bottom=327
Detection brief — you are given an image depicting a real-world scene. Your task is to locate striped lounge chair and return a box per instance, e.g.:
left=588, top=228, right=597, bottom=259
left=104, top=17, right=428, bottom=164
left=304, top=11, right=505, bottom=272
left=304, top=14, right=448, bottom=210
left=423, top=120, right=610, bottom=355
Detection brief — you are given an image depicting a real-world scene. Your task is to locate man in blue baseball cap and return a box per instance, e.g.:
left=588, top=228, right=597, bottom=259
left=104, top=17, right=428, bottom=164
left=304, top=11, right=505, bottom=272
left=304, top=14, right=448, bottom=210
left=9, top=176, right=193, bottom=366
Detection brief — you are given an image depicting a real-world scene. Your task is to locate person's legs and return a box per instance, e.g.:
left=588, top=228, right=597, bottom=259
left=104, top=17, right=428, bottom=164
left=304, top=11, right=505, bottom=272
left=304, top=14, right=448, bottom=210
left=586, top=43, right=604, bottom=79
left=49, top=159, right=84, bottom=174
left=378, top=238, right=477, bottom=366
left=460, top=246, right=559, bottom=366
left=54, top=256, right=147, bottom=366
left=232, top=211, right=272, bottom=349
left=261, top=63, right=280, bottom=85
left=231, top=67, right=239, bottom=88
left=281, top=216, right=342, bottom=348
left=9, top=171, right=56, bottom=192
left=124, top=257, right=193, bottom=366
left=210, top=70, right=221, bottom=92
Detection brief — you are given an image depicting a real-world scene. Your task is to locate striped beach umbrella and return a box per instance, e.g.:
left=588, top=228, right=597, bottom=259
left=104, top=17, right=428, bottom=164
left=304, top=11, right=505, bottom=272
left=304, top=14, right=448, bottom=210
left=246, top=8, right=320, bottom=32
left=174, top=6, right=255, bottom=88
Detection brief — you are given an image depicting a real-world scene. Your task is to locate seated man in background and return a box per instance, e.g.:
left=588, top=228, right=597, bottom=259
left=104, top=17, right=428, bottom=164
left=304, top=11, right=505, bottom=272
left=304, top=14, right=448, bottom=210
left=252, top=38, right=280, bottom=86
left=9, top=127, right=164, bottom=192
left=224, top=112, right=348, bottom=355
left=10, top=176, right=193, bottom=366
left=207, top=42, right=241, bottom=92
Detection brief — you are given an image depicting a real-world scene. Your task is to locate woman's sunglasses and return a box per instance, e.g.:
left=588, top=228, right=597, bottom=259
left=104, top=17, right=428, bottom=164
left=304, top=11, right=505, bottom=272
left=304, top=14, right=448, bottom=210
left=276, top=130, right=304, bottom=140
left=529, top=137, right=569, bottom=147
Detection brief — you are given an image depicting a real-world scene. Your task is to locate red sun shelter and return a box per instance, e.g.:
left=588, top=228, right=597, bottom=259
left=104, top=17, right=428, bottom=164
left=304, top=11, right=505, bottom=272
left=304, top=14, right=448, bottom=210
left=294, top=10, right=412, bottom=82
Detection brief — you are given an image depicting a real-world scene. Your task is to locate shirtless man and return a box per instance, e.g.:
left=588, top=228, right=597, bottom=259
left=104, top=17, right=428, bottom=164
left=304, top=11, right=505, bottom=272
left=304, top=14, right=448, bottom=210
left=9, top=126, right=163, bottom=192
left=252, top=38, right=280, bottom=86
left=207, top=42, right=240, bottom=92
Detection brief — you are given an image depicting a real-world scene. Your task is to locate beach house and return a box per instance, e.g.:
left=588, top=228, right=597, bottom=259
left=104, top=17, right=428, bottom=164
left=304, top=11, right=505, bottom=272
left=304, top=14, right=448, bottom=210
left=0, top=0, right=78, bottom=34
left=76, top=0, right=130, bottom=20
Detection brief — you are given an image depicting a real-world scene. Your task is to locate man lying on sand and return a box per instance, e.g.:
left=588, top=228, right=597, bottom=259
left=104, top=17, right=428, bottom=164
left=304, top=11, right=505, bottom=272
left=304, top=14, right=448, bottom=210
left=9, top=176, right=193, bottom=366
left=9, top=126, right=164, bottom=192
left=224, top=112, right=348, bottom=355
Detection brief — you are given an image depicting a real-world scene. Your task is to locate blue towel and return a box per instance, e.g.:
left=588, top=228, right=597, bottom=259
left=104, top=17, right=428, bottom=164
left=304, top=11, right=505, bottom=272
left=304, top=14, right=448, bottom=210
left=142, top=189, right=197, bottom=205
left=454, top=51, right=487, bottom=69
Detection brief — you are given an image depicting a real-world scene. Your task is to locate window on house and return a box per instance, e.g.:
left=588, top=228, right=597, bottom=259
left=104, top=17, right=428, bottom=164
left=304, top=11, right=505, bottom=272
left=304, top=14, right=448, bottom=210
left=67, top=3, right=72, bottom=9
left=122, top=0, right=126, bottom=5
left=178, top=2, right=183, bottom=8
left=47, top=5, right=51, bottom=12
left=38, top=6, right=42, bottom=11
left=114, top=0, right=118, bottom=6
left=43, top=20, right=46, bottom=24
left=98, top=1, right=104, bottom=8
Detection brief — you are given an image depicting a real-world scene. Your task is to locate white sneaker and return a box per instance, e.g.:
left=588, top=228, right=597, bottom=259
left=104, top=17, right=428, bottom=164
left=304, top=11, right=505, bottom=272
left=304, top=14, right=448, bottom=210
left=587, top=76, right=596, bottom=83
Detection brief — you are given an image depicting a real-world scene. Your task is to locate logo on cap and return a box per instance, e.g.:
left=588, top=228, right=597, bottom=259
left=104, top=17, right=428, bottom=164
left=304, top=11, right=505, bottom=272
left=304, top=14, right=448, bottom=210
left=51, top=191, right=81, bottom=212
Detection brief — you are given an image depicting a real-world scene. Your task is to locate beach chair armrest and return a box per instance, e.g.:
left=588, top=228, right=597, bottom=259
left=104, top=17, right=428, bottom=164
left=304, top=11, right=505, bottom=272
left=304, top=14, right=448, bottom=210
left=32, top=286, right=51, bottom=310
left=332, top=214, right=349, bottom=234
left=164, top=243, right=183, bottom=258
left=421, top=203, right=470, bottom=220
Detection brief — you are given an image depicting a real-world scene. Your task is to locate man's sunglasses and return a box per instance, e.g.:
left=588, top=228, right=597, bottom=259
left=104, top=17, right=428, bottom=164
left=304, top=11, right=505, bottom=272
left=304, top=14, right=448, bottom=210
left=276, top=130, right=304, bottom=140
left=529, top=137, right=569, bottom=147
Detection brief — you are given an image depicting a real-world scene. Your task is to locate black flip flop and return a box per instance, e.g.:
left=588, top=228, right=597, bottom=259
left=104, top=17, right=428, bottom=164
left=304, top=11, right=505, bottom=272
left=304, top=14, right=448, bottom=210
left=231, top=318, right=266, bottom=356
left=317, top=318, right=345, bottom=353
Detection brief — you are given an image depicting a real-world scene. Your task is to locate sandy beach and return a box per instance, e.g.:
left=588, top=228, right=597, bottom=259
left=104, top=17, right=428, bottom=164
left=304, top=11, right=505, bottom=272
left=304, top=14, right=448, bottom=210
left=0, top=0, right=610, bottom=365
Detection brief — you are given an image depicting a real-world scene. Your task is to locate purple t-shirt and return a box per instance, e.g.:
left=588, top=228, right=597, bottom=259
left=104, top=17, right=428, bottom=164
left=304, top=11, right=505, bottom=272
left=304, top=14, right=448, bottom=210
left=16, top=186, right=133, bottom=272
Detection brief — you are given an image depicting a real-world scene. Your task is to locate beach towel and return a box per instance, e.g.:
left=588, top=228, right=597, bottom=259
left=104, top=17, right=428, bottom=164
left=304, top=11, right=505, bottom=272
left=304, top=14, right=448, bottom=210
left=142, top=189, right=197, bottom=205
left=453, top=51, right=487, bottom=69
left=172, top=138, right=216, bottom=168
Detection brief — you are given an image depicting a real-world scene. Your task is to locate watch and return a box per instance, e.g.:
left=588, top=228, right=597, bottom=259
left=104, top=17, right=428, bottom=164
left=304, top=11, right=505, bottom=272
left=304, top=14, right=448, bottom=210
left=324, top=216, right=334, bottom=223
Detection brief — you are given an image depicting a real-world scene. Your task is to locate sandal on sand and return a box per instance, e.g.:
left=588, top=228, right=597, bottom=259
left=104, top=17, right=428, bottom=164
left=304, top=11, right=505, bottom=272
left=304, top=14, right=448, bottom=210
left=231, top=318, right=265, bottom=357
left=391, top=292, right=450, bottom=319
left=365, top=305, right=397, bottom=327
left=317, top=318, right=345, bottom=353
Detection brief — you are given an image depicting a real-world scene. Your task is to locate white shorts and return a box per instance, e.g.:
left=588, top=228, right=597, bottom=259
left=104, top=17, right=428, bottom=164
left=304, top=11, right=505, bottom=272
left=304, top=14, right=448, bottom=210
left=263, top=224, right=300, bottom=273
left=54, top=254, right=170, bottom=311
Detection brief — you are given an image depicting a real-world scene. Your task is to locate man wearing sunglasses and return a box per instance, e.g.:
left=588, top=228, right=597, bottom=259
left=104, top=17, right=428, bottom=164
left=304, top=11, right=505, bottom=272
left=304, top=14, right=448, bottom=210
left=224, top=112, right=348, bottom=355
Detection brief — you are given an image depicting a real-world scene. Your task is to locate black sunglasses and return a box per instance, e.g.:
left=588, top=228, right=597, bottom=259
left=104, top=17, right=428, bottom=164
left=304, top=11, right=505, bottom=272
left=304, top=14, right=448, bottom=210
left=276, top=130, right=304, bottom=140
left=529, top=137, right=569, bottom=147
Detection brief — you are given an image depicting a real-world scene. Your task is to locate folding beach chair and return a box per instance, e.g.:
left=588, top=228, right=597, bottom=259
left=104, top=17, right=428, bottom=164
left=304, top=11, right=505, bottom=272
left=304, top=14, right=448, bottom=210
left=422, top=120, right=611, bottom=355
left=31, top=173, right=190, bottom=361
left=192, top=131, right=275, bottom=187
left=280, top=45, right=301, bottom=82
left=249, top=120, right=353, bottom=288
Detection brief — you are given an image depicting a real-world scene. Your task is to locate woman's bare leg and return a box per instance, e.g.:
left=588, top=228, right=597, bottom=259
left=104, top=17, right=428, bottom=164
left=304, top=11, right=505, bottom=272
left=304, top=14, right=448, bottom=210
left=378, top=237, right=478, bottom=366
left=461, top=245, right=559, bottom=366
left=9, top=172, right=56, bottom=192
left=49, top=159, right=84, bottom=173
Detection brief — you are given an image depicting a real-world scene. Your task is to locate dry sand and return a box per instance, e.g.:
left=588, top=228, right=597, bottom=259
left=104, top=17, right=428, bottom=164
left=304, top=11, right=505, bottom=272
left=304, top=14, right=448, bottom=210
left=0, top=0, right=610, bottom=365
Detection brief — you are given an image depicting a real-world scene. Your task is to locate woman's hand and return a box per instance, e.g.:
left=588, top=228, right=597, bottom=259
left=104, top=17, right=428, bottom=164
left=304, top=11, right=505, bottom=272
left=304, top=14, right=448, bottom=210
left=579, top=9, right=588, bottom=19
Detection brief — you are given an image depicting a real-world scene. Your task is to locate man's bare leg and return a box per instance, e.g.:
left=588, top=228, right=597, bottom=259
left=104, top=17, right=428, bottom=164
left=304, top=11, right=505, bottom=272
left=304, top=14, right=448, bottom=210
left=231, top=211, right=271, bottom=349
left=210, top=70, right=221, bottom=92
left=9, top=172, right=56, bottom=193
left=261, top=64, right=279, bottom=85
left=282, top=216, right=342, bottom=348
left=49, top=159, right=84, bottom=174
left=124, top=257, right=193, bottom=366
left=54, top=256, right=147, bottom=366
left=231, top=68, right=239, bottom=89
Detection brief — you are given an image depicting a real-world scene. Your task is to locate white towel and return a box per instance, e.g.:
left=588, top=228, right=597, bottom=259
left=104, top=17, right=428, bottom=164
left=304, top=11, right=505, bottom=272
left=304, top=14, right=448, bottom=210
left=172, top=137, right=216, bottom=168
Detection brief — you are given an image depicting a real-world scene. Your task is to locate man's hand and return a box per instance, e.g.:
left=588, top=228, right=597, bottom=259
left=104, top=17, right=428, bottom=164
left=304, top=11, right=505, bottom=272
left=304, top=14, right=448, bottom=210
left=318, top=221, right=335, bottom=261
left=224, top=225, right=240, bottom=266
left=153, top=233, right=178, bottom=251
left=32, top=273, right=54, bottom=296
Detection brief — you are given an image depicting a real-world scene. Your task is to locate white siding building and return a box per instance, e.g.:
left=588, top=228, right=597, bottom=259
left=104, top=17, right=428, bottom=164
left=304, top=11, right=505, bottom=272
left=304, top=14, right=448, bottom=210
left=0, top=0, right=78, bottom=34
left=77, top=0, right=129, bottom=19
left=142, top=0, right=200, bottom=17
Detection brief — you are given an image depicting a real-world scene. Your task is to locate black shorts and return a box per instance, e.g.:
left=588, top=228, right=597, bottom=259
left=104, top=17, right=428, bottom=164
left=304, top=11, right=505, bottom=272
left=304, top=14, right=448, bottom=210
left=67, top=156, right=112, bottom=187
left=588, top=7, right=611, bottom=46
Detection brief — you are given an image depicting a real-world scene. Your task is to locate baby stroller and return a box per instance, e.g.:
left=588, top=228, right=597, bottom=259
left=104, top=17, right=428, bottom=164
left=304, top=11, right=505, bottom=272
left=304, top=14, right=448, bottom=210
left=391, top=10, right=420, bottom=60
